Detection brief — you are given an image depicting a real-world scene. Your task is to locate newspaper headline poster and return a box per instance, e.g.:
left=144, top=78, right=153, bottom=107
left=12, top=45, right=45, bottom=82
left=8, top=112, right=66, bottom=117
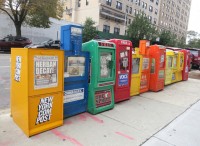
left=34, top=56, right=58, bottom=90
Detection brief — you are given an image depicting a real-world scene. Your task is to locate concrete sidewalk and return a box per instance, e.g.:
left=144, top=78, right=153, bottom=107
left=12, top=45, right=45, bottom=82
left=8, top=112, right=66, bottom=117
left=0, top=78, right=200, bottom=146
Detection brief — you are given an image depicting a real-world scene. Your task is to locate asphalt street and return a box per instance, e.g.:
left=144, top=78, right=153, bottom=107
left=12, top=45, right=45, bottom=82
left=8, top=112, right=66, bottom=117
left=0, top=53, right=10, bottom=109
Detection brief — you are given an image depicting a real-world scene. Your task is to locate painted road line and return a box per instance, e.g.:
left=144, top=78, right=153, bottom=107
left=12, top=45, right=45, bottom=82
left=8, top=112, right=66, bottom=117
left=115, top=132, right=135, bottom=140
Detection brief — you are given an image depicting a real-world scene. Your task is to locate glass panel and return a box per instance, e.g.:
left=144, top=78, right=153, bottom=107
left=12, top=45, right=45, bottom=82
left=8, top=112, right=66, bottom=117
left=168, top=56, right=173, bottom=68
left=142, top=58, right=149, bottom=70
left=132, top=58, right=140, bottom=74
left=100, top=52, right=112, bottom=78
left=119, top=50, right=129, bottom=71
left=173, top=56, right=177, bottom=68
left=151, top=58, right=155, bottom=73
left=64, top=57, right=85, bottom=77
left=159, top=70, right=164, bottom=78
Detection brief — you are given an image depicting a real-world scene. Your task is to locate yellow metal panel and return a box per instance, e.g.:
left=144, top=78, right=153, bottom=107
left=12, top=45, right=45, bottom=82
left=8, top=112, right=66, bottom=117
left=11, top=48, right=29, bottom=135
left=165, top=50, right=174, bottom=85
left=28, top=92, right=63, bottom=136
left=130, top=48, right=142, bottom=96
left=11, top=48, right=64, bottom=137
left=28, top=49, right=64, bottom=96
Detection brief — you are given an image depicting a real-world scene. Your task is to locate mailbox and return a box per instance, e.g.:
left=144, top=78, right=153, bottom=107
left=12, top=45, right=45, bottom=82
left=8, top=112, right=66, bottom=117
left=82, top=40, right=116, bottom=114
left=108, top=39, right=132, bottom=102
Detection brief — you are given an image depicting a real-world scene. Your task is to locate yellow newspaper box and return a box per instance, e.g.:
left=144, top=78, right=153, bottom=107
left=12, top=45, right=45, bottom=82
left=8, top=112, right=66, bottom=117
left=130, top=48, right=143, bottom=96
left=11, top=48, right=64, bottom=137
left=171, top=51, right=179, bottom=83
left=165, top=49, right=174, bottom=85
left=176, top=51, right=184, bottom=82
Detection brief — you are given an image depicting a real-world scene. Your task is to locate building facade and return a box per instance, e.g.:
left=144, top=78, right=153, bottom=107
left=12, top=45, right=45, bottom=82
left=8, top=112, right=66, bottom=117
left=62, top=0, right=191, bottom=38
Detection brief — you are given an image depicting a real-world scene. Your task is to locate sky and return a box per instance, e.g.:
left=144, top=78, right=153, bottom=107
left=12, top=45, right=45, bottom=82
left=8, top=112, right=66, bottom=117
left=188, top=0, right=200, bottom=33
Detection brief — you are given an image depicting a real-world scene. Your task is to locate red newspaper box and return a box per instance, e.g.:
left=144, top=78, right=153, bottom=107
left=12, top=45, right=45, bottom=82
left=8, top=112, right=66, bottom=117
left=149, top=45, right=166, bottom=91
left=139, top=40, right=151, bottom=93
left=109, top=39, right=132, bottom=102
left=180, top=49, right=191, bottom=81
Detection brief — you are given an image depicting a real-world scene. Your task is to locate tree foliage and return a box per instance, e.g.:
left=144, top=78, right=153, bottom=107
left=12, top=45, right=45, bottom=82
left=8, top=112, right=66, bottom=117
left=158, top=30, right=177, bottom=46
left=82, top=17, right=98, bottom=43
left=0, top=0, right=63, bottom=36
left=186, top=30, right=200, bottom=48
left=127, top=13, right=158, bottom=47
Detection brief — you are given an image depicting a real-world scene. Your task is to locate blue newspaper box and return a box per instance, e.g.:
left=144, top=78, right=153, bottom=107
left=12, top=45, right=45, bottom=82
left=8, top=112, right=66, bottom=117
left=61, top=24, right=89, bottom=118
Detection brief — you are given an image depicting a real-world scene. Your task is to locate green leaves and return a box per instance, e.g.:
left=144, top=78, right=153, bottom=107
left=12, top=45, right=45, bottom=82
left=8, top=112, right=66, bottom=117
left=0, top=0, right=64, bottom=36
left=82, top=17, right=98, bottom=43
left=127, top=13, right=157, bottom=46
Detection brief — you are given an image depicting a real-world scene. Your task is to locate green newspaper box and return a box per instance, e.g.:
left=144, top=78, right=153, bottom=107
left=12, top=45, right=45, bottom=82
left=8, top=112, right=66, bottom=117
left=82, top=40, right=116, bottom=114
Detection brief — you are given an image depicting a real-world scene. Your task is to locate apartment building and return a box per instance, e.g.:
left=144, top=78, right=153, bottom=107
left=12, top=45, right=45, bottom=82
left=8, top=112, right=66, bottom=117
left=62, top=0, right=191, bottom=38
left=159, top=0, right=192, bottom=38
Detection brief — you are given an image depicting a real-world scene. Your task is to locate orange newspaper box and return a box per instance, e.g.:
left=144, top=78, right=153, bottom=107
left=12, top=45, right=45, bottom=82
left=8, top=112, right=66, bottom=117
left=139, top=40, right=151, bottom=93
left=180, top=49, right=191, bottom=80
left=149, top=45, right=166, bottom=91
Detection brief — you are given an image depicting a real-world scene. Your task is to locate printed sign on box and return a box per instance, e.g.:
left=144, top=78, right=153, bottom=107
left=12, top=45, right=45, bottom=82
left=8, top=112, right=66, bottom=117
left=95, top=90, right=111, bottom=108
left=34, top=56, right=58, bottom=90
left=118, top=74, right=128, bottom=86
left=36, top=96, right=53, bottom=125
left=64, top=88, right=84, bottom=103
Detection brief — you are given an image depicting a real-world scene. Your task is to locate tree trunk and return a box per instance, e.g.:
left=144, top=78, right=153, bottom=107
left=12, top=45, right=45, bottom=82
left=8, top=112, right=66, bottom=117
left=15, top=23, right=22, bottom=37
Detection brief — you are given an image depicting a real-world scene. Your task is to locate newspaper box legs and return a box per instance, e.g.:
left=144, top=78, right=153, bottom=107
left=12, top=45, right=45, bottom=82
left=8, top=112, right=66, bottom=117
left=11, top=48, right=64, bottom=137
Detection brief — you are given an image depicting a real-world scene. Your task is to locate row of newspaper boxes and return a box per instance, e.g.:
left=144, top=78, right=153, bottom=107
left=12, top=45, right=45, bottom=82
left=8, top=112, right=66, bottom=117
left=11, top=25, right=190, bottom=137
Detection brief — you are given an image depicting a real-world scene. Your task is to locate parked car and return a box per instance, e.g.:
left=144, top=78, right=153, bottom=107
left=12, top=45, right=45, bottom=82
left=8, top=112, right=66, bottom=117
left=185, top=48, right=200, bottom=70
left=0, top=35, right=32, bottom=52
left=25, top=39, right=60, bottom=49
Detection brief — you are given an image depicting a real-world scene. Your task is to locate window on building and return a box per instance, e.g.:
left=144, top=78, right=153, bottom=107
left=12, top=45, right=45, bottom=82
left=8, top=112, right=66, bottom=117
left=130, top=7, right=132, bottom=14
left=78, top=0, right=81, bottom=7
left=154, top=18, right=157, bottom=24
left=116, top=1, right=122, bottom=10
left=135, top=0, right=138, bottom=5
left=86, top=0, right=89, bottom=5
left=155, top=9, right=158, bottom=15
left=126, top=5, right=129, bottom=13
left=145, top=3, right=147, bottom=9
left=128, top=19, right=131, bottom=24
left=149, top=16, right=152, bottom=22
left=114, top=27, right=120, bottom=35
left=142, top=2, right=145, bottom=8
left=138, top=0, right=141, bottom=6
left=150, top=0, right=154, bottom=2
left=103, top=25, right=110, bottom=33
left=106, top=0, right=112, bottom=6
left=149, top=6, right=153, bottom=12
left=156, top=0, right=159, bottom=5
